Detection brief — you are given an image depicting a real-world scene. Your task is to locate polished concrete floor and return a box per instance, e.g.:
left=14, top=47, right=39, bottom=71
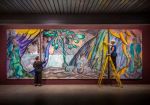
left=0, top=85, right=150, bottom=105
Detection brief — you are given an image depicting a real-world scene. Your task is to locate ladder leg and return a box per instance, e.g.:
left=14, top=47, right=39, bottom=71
left=109, top=56, right=123, bottom=88
left=98, top=57, right=108, bottom=86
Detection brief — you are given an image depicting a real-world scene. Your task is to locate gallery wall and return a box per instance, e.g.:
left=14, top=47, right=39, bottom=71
left=0, top=24, right=150, bottom=84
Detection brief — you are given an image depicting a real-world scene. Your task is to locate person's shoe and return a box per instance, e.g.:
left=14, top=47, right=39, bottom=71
left=34, top=84, right=38, bottom=86
left=38, top=84, right=42, bottom=86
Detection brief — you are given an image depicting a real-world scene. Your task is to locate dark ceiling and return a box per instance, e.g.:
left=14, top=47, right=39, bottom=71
left=0, top=0, right=149, bottom=14
left=0, top=0, right=149, bottom=24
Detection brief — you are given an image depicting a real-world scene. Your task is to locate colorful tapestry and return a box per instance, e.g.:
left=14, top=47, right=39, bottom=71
left=7, top=29, right=142, bottom=79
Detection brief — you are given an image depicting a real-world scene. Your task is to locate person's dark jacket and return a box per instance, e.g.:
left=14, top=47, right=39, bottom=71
left=33, top=61, right=45, bottom=73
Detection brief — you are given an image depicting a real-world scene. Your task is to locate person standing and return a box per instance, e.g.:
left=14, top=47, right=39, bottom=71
left=110, top=40, right=117, bottom=68
left=103, top=40, right=117, bottom=68
left=33, top=56, right=45, bottom=86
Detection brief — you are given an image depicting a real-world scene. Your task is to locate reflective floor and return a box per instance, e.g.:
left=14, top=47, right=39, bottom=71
left=0, top=85, right=150, bottom=105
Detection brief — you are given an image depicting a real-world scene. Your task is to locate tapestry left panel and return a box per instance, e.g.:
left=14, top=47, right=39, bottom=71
left=7, top=29, right=41, bottom=79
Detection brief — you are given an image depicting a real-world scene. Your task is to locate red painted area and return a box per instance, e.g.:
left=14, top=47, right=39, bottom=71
left=0, top=25, right=150, bottom=84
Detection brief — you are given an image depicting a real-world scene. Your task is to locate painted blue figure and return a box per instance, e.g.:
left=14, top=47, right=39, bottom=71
left=8, top=38, right=24, bottom=78
left=129, top=38, right=142, bottom=73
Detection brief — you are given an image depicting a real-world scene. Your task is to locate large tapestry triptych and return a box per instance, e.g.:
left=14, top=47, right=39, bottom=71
left=7, top=29, right=142, bottom=79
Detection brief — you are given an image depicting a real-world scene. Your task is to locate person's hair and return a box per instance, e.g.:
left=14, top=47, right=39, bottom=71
left=111, top=40, right=115, bottom=44
left=35, top=56, right=39, bottom=61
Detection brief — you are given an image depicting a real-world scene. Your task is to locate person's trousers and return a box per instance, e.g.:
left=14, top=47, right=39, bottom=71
left=34, top=71, right=42, bottom=84
left=111, top=55, right=117, bottom=68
